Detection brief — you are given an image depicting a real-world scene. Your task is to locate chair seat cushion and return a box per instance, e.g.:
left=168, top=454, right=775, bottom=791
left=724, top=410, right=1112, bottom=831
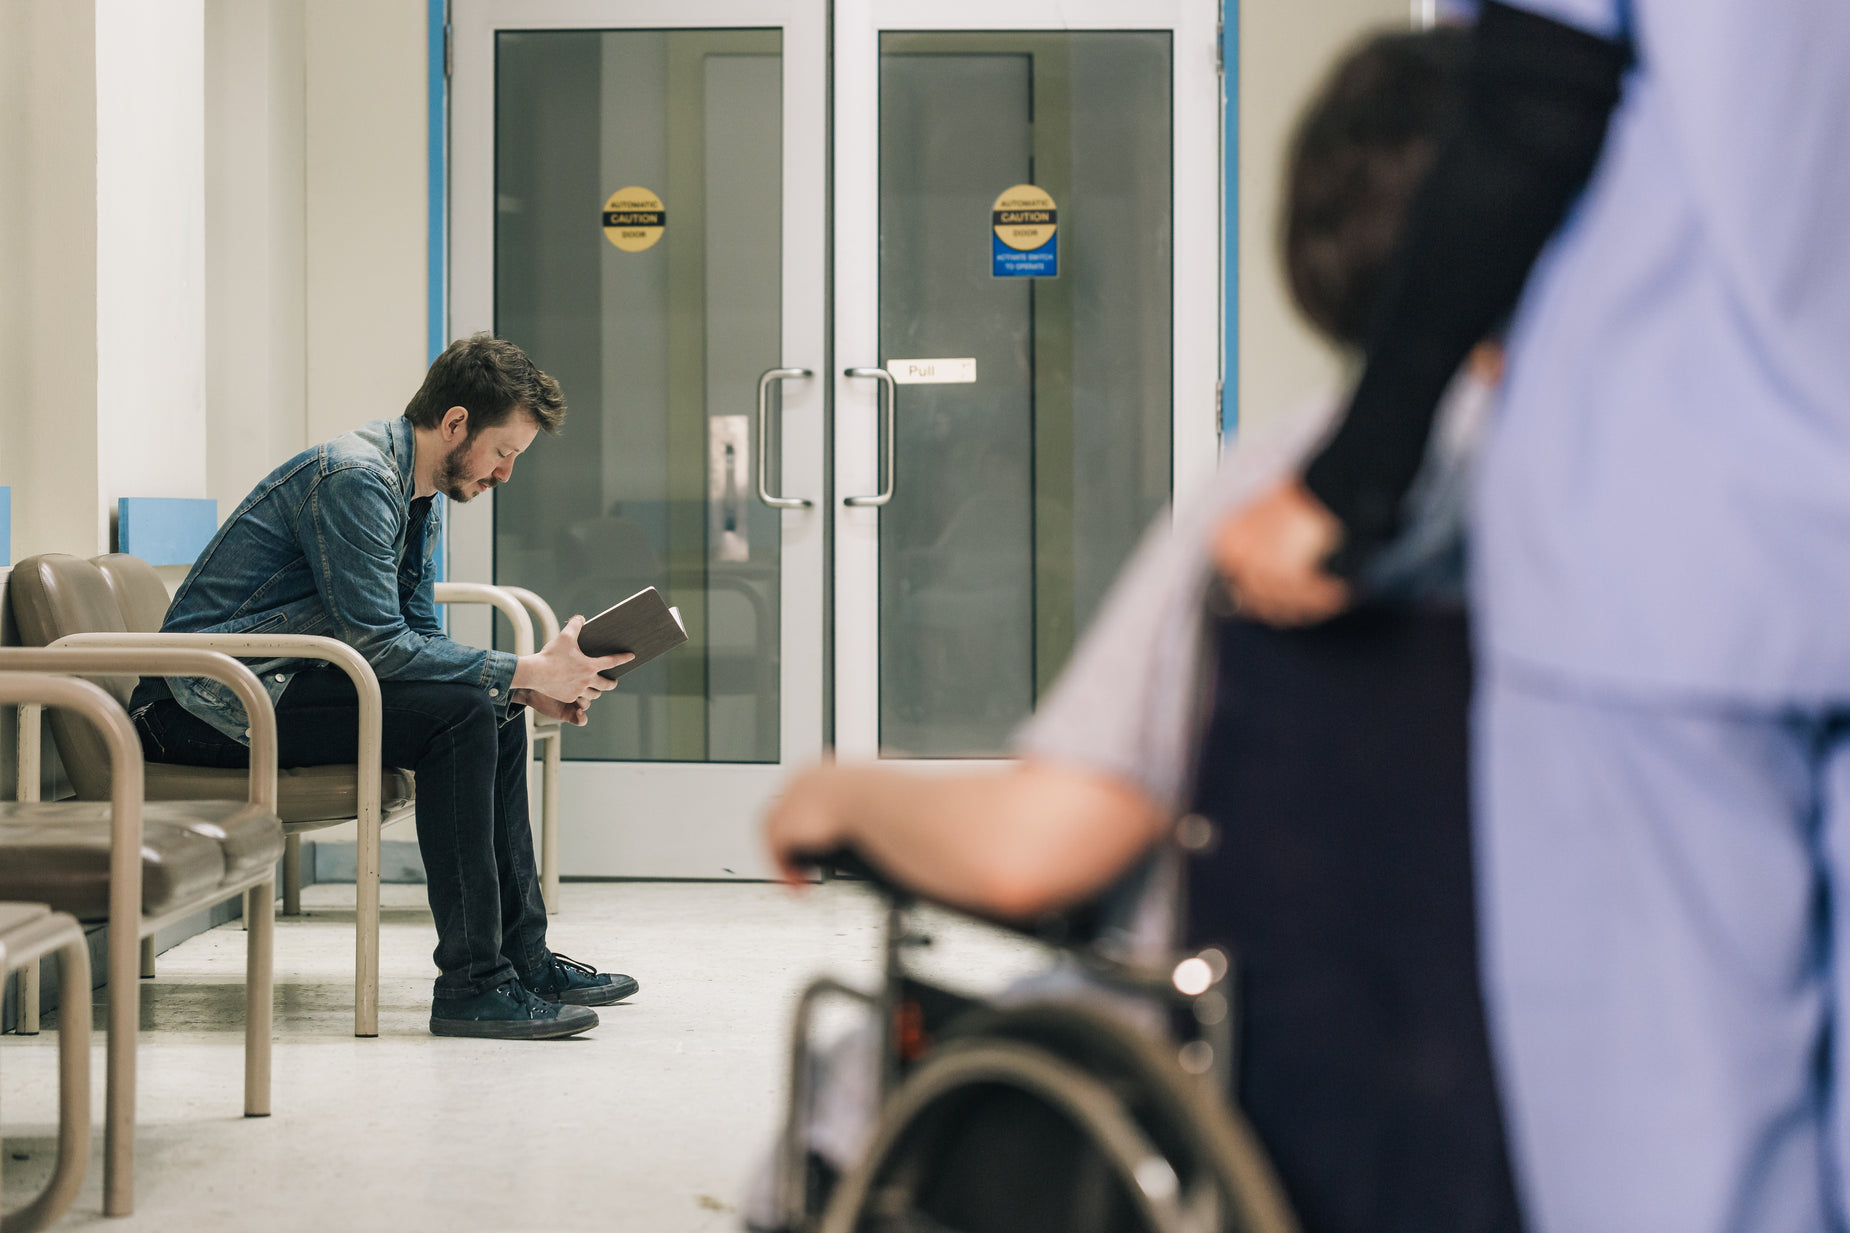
left=143, top=762, right=415, bottom=825
left=0, top=801, right=284, bottom=921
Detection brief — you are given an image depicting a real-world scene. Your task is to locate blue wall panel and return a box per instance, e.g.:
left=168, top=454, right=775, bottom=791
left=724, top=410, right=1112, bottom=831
left=118, top=498, right=219, bottom=567
left=430, top=0, right=450, bottom=591
left=1224, top=0, right=1239, bottom=438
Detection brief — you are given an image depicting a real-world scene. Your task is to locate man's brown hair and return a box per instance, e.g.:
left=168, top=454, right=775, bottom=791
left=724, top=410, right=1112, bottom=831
left=403, top=333, right=566, bottom=435
left=1284, top=26, right=1467, bottom=352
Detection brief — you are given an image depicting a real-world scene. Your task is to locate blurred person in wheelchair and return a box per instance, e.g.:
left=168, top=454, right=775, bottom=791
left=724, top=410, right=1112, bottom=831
left=760, top=24, right=1520, bottom=1233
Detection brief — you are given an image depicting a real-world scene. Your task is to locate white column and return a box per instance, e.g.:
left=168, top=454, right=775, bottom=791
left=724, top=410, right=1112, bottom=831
left=305, top=0, right=428, bottom=445
left=206, top=0, right=308, bottom=512
left=0, top=0, right=206, bottom=559
left=95, top=0, right=209, bottom=549
left=0, top=0, right=102, bottom=558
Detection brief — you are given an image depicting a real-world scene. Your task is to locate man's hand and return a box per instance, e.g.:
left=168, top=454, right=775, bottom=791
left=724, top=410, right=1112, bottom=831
left=511, top=614, right=633, bottom=706
left=512, top=688, right=590, bottom=726
left=1212, top=479, right=1353, bottom=626
left=763, top=766, right=857, bottom=888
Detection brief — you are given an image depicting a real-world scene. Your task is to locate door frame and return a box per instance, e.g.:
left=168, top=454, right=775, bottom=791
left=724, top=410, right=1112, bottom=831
left=448, top=0, right=827, bottom=877
left=829, top=0, right=1224, bottom=763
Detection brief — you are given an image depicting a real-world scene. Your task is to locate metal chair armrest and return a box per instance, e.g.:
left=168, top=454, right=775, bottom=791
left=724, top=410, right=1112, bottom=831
left=0, top=675, right=146, bottom=929
left=491, top=585, right=567, bottom=732
left=0, top=648, right=276, bottom=812
left=498, top=584, right=561, bottom=646
left=432, top=582, right=536, bottom=655
left=49, top=632, right=372, bottom=811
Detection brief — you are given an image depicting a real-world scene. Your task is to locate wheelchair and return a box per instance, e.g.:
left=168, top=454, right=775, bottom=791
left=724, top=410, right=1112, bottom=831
left=772, top=852, right=1302, bottom=1233
left=768, top=606, right=1520, bottom=1233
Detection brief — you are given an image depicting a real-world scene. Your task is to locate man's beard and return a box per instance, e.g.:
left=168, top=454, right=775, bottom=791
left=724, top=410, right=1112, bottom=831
left=436, top=440, right=499, bottom=502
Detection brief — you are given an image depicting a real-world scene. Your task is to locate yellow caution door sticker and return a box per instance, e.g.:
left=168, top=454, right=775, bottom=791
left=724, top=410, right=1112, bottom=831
left=992, top=184, right=1057, bottom=278
left=602, top=187, right=665, bottom=252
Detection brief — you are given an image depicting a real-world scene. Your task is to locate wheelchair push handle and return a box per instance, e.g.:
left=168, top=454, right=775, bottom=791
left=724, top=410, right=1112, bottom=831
left=804, top=847, right=913, bottom=902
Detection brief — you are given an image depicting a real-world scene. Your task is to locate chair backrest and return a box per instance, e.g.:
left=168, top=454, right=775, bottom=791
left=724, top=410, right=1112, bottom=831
left=9, top=553, right=142, bottom=800
left=93, top=553, right=173, bottom=634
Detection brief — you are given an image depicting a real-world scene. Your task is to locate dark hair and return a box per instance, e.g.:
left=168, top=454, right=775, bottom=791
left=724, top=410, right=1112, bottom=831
left=1283, top=26, right=1467, bottom=351
left=403, top=333, right=566, bottom=435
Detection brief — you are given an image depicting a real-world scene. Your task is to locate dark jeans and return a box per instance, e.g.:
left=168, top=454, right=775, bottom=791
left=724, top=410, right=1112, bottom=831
left=133, top=669, right=549, bottom=999
left=1187, top=608, right=1524, bottom=1233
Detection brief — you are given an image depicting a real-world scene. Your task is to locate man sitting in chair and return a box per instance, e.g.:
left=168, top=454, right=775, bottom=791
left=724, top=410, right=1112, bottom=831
left=129, top=333, right=638, bottom=1040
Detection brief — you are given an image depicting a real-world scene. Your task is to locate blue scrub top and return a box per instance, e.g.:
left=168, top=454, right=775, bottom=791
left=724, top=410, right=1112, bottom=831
left=1465, top=0, right=1850, bottom=704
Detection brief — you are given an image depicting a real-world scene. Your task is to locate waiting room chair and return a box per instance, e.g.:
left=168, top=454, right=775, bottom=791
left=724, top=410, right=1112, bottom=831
left=0, top=650, right=282, bottom=1217
left=0, top=902, right=91, bottom=1233
left=96, top=557, right=562, bottom=913
left=10, top=553, right=411, bottom=1037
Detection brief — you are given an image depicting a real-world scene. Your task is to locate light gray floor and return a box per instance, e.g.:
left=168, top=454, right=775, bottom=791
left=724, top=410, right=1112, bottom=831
left=0, top=880, right=1046, bottom=1233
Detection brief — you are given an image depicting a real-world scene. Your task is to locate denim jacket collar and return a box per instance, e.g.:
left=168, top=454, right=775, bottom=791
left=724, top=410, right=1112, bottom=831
left=355, top=415, right=420, bottom=507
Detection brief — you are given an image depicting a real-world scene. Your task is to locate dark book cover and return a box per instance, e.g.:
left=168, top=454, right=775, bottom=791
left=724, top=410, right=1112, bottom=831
left=577, top=586, right=689, bottom=680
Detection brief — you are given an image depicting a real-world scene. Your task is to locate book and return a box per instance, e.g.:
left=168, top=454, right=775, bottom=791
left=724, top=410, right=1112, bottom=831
left=577, top=586, right=690, bottom=680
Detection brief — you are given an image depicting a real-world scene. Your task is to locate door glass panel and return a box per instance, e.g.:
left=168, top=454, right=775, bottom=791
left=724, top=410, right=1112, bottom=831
left=877, top=32, right=1173, bottom=758
left=494, top=29, right=783, bottom=763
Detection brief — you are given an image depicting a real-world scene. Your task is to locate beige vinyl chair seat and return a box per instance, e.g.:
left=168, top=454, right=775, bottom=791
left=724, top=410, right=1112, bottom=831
left=143, top=762, right=414, bottom=825
left=0, top=800, right=283, bottom=919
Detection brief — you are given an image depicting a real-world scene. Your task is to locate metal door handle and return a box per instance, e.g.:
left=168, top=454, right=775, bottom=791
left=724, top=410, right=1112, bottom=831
left=843, top=366, right=896, bottom=507
left=755, top=367, right=813, bottom=509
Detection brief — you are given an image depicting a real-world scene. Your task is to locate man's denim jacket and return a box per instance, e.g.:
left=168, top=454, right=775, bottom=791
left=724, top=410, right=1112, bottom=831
left=145, top=417, right=518, bottom=743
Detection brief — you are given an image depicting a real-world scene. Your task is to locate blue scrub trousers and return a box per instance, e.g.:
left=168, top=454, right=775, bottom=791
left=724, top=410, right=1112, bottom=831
left=1478, top=661, right=1850, bottom=1233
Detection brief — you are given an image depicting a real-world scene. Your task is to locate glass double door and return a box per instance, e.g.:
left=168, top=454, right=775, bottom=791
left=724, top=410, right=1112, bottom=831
left=450, top=0, right=1221, bottom=877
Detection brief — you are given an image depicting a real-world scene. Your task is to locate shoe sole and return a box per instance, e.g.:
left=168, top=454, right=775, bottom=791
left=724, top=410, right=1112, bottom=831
left=429, top=1007, right=599, bottom=1040
left=547, top=975, right=640, bottom=1007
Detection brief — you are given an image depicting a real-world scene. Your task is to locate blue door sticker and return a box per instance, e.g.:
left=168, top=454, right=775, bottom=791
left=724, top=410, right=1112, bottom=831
left=992, top=184, right=1058, bottom=278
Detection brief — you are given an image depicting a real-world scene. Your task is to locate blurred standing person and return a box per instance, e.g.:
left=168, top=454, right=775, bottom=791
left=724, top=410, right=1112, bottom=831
left=1215, top=3, right=1850, bottom=1231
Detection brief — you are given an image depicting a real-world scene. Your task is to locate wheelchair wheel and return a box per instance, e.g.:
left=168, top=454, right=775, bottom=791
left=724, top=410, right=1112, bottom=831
left=819, top=1002, right=1299, bottom=1233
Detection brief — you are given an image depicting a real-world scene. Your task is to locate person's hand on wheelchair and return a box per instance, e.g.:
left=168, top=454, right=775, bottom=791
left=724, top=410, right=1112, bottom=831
left=764, top=764, right=858, bottom=887
left=763, top=757, right=1167, bottom=921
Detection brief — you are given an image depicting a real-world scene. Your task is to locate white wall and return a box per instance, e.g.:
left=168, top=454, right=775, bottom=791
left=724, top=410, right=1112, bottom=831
left=95, top=0, right=208, bottom=549
left=0, top=6, right=26, bottom=512
left=205, top=0, right=308, bottom=513
left=0, top=0, right=212, bottom=559
left=207, top=0, right=428, bottom=516
left=4, top=1, right=1411, bottom=544
left=1238, top=0, right=1413, bottom=431
left=0, top=0, right=429, bottom=561
left=1, top=0, right=101, bottom=558
left=304, top=0, right=429, bottom=445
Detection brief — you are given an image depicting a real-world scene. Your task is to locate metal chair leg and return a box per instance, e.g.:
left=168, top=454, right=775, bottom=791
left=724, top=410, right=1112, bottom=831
left=354, top=808, right=380, bottom=1037
left=104, top=926, right=139, bottom=1217
left=0, top=918, right=93, bottom=1233
left=244, top=882, right=273, bottom=1117
left=139, top=935, right=155, bottom=979
left=17, top=959, right=40, bottom=1035
left=542, top=733, right=562, bottom=914
left=282, top=833, right=303, bottom=916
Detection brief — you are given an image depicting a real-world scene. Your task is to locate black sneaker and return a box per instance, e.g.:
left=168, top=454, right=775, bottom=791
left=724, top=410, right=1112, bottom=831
left=429, top=979, right=599, bottom=1040
left=520, top=952, right=639, bottom=1007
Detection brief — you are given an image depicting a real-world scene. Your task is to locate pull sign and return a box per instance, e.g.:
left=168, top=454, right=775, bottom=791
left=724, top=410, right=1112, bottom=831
left=887, top=358, right=977, bottom=385
left=603, top=186, right=665, bottom=252
left=992, top=184, right=1057, bottom=278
